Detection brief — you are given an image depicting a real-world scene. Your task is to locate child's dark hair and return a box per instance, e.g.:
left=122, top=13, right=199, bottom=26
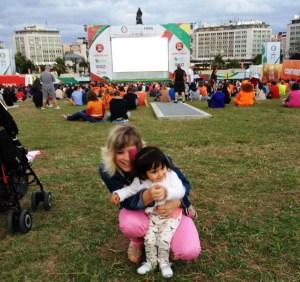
left=134, top=146, right=172, bottom=180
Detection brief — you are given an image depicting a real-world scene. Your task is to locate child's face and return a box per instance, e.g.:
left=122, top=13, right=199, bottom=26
left=146, top=165, right=167, bottom=183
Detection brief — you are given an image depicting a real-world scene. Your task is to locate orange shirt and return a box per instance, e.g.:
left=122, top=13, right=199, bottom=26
left=234, top=90, right=255, bottom=106
left=136, top=91, right=148, bottom=106
left=199, top=86, right=207, bottom=96
left=86, top=99, right=105, bottom=118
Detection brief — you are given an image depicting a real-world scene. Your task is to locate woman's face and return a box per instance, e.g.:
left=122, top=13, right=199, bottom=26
left=115, top=145, right=137, bottom=173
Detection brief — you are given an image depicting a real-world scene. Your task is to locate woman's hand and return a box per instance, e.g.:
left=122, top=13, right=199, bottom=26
left=155, top=199, right=181, bottom=218
left=111, top=193, right=120, bottom=205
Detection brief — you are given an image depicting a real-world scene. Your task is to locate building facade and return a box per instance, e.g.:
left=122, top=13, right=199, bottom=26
left=13, top=25, right=63, bottom=65
left=63, top=37, right=88, bottom=61
left=192, top=21, right=272, bottom=66
left=286, top=16, right=300, bottom=58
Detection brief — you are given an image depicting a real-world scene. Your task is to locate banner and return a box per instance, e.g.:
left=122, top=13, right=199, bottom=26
left=0, top=49, right=11, bottom=75
left=281, top=60, right=300, bottom=80
left=262, top=42, right=281, bottom=64
left=262, top=64, right=282, bottom=82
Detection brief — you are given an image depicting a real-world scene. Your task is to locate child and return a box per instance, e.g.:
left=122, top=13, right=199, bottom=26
left=111, top=146, right=185, bottom=278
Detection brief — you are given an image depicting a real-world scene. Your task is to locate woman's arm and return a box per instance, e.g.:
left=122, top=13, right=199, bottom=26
left=99, top=163, right=147, bottom=210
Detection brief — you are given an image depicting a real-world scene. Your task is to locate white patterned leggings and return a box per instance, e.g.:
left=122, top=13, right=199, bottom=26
left=144, top=212, right=182, bottom=267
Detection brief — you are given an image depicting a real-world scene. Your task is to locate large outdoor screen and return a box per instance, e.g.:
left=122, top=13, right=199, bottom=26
left=111, top=37, right=169, bottom=72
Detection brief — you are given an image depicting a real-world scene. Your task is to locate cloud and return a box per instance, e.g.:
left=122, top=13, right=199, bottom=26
left=0, top=0, right=298, bottom=47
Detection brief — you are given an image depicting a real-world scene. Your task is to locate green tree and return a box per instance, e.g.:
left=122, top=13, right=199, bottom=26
left=52, top=57, right=67, bottom=76
left=226, top=59, right=241, bottom=68
left=252, top=54, right=262, bottom=65
left=212, top=54, right=225, bottom=69
left=79, top=59, right=89, bottom=74
left=15, top=52, right=35, bottom=74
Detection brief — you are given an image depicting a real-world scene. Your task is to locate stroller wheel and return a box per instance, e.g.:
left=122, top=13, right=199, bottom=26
left=19, top=209, right=32, bottom=233
left=43, top=191, right=52, bottom=210
left=7, top=210, right=18, bottom=234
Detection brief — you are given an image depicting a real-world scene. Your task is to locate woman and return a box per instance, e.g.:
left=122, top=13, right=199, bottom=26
left=99, top=125, right=201, bottom=264
left=64, top=90, right=105, bottom=122
left=284, top=82, right=300, bottom=107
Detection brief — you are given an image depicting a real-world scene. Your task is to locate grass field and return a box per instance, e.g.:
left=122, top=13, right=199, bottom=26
left=0, top=98, right=299, bottom=281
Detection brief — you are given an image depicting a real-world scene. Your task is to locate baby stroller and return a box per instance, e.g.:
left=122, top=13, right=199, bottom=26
left=0, top=100, right=52, bottom=234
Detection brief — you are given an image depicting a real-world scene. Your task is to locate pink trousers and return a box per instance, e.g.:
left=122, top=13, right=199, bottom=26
left=119, top=208, right=201, bottom=260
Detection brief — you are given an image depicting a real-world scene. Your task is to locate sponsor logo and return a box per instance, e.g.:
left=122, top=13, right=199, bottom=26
left=175, top=42, right=184, bottom=51
left=96, top=65, right=106, bottom=69
left=95, top=58, right=107, bottom=63
left=121, top=26, right=128, bottom=33
left=271, top=45, right=277, bottom=51
left=144, top=26, right=154, bottom=31
left=96, top=44, right=104, bottom=53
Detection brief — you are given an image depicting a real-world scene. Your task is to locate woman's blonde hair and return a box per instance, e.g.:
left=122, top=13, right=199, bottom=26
left=101, top=124, right=144, bottom=176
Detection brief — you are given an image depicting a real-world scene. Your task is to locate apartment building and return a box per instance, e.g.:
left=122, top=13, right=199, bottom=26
left=192, top=21, right=272, bottom=66
left=286, top=15, right=300, bottom=57
left=13, top=25, right=63, bottom=65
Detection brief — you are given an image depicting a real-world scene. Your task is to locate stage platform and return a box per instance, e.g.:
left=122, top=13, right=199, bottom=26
left=150, top=102, right=211, bottom=120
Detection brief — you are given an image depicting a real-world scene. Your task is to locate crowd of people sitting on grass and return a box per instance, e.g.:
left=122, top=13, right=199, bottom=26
left=1, top=76, right=300, bottom=118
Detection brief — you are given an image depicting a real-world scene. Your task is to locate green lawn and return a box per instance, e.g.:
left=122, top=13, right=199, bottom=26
left=0, top=98, right=299, bottom=281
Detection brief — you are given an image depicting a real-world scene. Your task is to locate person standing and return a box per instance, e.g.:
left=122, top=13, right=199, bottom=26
left=173, top=64, right=187, bottom=103
left=40, top=66, right=60, bottom=110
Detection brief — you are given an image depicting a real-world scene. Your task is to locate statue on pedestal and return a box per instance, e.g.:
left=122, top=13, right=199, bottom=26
left=136, top=8, right=143, bottom=24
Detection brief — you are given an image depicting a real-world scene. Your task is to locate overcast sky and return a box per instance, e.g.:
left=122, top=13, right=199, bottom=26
left=0, top=0, right=299, bottom=47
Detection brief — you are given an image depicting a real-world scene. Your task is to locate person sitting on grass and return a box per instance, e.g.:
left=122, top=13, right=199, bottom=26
left=63, top=90, right=105, bottom=122
left=233, top=80, right=255, bottom=107
left=111, top=146, right=185, bottom=278
left=207, top=84, right=225, bottom=108
left=108, top=90, right=128, bottom=122
left=283, top=82, right=300, bottom=108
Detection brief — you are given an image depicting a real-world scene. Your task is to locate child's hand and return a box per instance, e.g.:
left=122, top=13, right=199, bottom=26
left=149, top=185, right=166, bottom=201
left=111, top=193, right=120, bottom=205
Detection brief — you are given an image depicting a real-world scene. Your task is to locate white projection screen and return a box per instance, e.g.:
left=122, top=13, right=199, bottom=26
left=111, top=37, right=169, bottom=72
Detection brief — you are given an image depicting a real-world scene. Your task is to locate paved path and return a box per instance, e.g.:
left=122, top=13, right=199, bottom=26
left=150, top=102, right=211, bottom=120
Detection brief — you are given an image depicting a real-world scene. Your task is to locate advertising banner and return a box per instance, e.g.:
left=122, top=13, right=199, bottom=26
left=0, top=49, right=11, bottom=75
left=262, top=64, right=282, bottom=82
left=262, top=42, right=281, bottom=64
left=281, top=60, right=300, bottom=80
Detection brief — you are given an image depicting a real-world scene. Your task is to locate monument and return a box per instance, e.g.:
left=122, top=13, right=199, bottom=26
left=136, top=8, right=143, bottom=24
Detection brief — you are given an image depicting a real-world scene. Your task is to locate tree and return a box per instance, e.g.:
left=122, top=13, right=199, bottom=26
left=15, top=52, right=35, bottom=74
left=52, top=57, right=67, bottom=76
left=252, top=54, right=262, bottom=65
left=212, top=54, right=225, bottom=69
left=79, top=59, right=89, bottom=74
left=226, top=59, right=240, bottom=68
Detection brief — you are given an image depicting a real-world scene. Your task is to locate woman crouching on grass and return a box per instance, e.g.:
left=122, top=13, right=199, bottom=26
left=99, top=125, right=201, bottom=265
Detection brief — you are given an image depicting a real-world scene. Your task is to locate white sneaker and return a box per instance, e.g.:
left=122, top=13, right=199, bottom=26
left=159, top=262, right=173, bottom=278
left=137, top=262, right=153, bottom=275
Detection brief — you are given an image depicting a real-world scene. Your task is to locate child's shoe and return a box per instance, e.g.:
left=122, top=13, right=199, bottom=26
left=159, top=262, right=173, bottom=278
left=137, top=262, right=153, bottom=275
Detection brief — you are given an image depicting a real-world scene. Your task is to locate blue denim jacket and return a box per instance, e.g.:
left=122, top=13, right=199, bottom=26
left=99, top=157, right=191, bottom=211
